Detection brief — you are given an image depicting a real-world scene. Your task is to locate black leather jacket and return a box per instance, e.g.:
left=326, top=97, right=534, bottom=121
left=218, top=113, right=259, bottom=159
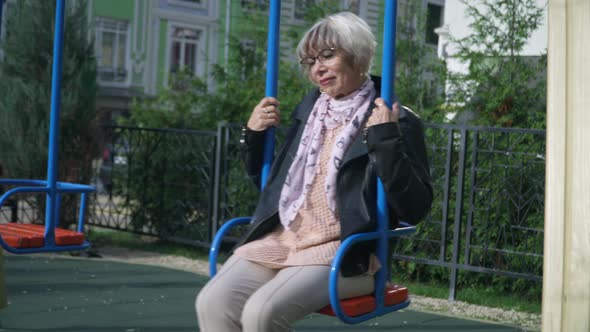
left=236, top=76, right=433, bottom=276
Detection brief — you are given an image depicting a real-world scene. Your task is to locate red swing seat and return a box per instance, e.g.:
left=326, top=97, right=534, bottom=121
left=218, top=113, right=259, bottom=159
left=0, top=223, right=85, bottom=249
left=318, top=284, right=409, bottom=317
left=210, top=218, right=415, bottom=321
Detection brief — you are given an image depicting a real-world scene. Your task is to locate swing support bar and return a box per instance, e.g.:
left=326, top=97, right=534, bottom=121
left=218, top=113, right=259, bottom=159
left=260, top=0, right=281, bottom=189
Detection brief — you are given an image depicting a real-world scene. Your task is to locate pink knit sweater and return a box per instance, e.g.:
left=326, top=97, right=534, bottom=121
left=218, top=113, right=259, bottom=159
left=235, top=125, right=343, bottom=268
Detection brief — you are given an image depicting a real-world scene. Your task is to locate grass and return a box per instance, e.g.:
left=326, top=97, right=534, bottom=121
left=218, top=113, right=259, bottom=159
left=396, top=278, right=542, bottom=314
left=402, top=281, right=541, bottom=314
left=456, top=285, right=541, bottom=314
left=86, top=228, right=542, bottom=315
left=86, top=228, right=211, bottom=261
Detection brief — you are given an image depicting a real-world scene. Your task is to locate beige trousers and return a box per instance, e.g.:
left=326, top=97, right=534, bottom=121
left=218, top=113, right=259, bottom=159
left=195, top=255, right=374, bottom=332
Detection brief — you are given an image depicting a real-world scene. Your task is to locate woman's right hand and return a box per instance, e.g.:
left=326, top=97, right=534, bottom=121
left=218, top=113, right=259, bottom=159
left=246, top=97, right=281, bottom=131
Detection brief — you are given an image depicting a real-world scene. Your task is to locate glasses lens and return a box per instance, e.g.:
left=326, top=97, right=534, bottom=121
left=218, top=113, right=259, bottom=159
left=300, top=48, right=336, bottom=68
left=300, top=58, right=315, bottom=65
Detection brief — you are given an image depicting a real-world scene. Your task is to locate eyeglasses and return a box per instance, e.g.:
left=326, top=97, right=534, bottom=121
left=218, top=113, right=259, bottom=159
left=299, top=48, right=337, bottom=68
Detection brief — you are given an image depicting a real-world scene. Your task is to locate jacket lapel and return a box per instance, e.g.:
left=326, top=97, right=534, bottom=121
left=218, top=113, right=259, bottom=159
left=342, top=132, right=368, bottom=165
left=341, top=96, right=377, bottom=166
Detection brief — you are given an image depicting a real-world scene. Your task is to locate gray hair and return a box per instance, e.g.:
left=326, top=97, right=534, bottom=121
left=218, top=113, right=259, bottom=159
left=296, top=12, right=377, bottom=75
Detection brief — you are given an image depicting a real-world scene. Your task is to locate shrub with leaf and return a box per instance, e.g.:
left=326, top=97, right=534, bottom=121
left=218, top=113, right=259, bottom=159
left=446, top=0, right=546, bottom=128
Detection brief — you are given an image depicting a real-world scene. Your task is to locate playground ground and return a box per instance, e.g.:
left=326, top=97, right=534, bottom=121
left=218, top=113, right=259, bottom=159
left=0, top=254, right=528, bottom=332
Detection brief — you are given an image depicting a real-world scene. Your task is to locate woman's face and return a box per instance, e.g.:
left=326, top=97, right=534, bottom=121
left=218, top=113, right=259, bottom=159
left=306, top=48, right=365, bottom=99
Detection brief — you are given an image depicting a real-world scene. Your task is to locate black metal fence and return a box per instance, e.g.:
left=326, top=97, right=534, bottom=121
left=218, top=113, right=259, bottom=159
left=1, top=123, right=545, bottom=299
left=392, top=124, right=545, bottom=299
left=88, top=125, right=218, bottom=247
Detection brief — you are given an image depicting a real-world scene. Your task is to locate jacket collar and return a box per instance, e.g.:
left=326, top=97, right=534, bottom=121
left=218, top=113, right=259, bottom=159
left=292, top=76, right=385, bottom=165
left=342, top=133, right=367, bottom=165
left=293, top=75, right=394, bottom=119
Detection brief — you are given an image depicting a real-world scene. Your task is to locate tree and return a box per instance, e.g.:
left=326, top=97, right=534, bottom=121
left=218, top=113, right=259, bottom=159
left=128, top=1, right=449, bottom=129
left=121, top=7, right=313, bottom=234
left=447, top=0, right=546, bottom=128
left=0, top=0, right=100, bottom=225
left=395, top=1, right=447, bottom=122
left=122, top=3, right=450, bottom=234
left=126, top=9, right=311, bottom=131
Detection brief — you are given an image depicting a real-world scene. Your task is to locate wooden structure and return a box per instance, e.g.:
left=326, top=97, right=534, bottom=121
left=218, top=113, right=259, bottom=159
left=542, top=0, right=590, bottom=331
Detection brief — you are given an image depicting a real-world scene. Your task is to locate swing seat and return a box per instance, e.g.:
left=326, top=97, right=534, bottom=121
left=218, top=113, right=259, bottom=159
left=0, top=180, right=94, bottom=253
left=318, top=284, right=408, bottom=317
left=209, top=218, right=416, bottom=322
left=0, top=223, right=85, bottom=248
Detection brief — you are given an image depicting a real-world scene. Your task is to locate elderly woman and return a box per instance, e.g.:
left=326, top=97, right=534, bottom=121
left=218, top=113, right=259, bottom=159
left=196, top=12, right=432, bottom=332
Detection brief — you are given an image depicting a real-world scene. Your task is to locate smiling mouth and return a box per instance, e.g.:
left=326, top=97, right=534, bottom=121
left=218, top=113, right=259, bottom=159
left=319, top=78, right=333, bottom=86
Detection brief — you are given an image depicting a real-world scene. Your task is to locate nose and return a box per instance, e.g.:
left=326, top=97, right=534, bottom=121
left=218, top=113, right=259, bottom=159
left=310, top=61, right=326, bottom=76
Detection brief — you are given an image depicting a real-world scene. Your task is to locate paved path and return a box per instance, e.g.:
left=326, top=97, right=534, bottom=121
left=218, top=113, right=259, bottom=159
left=0, top=255, right=521, bottom=332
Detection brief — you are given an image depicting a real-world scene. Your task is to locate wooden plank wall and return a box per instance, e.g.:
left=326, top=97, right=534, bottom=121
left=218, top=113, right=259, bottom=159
left=542, top=0, right=590, bottom=331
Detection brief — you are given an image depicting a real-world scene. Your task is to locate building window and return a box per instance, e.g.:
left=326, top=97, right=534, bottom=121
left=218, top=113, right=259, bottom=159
left=426, top=3, right=443, bottom=45
left=294, top=0, right=315, bottom=20
left=241, top=0, right=268, bottom=11
left=95, top=17, right=130, bottom=84
left=169, top=26, right=202, bottom=75
left=168, top=0, right=204, bottom=8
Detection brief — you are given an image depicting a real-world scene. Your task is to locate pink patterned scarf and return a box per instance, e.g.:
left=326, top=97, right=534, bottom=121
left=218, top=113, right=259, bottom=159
left=279, top=79, right=375, bottom=229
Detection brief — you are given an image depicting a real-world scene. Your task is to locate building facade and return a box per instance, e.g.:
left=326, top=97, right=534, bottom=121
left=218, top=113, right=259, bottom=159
left=0, top=0, right=446, bottom=118
left=88, top=0, right=401, bottom=119
left=88, top=0, right=221, bottom=119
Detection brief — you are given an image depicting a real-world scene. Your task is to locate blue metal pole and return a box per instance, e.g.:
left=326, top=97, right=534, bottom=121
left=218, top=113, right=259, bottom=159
left=261, top=0, right=281, bottom=189
left=44, top=0, right=66, bottom=244
left=375, top=0, right=398, bottom=309
left=382, top=0, right=397, bottom=106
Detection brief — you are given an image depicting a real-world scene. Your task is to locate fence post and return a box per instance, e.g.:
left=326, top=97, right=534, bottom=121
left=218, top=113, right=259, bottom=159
left=464, top=130, right=479, bottom=266
left=206, top=129, right=218, bottom=245
left=439, top=127, right=455, bottom=261
left=209, top=123, right=224, bottom=243
left=449, top=126, right=468, bottom=301
left=9, top=199, right=17, bottom=222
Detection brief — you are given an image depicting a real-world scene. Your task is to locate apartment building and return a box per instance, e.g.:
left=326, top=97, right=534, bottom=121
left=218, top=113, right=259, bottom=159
left=0, top=0, right=446, bottom=118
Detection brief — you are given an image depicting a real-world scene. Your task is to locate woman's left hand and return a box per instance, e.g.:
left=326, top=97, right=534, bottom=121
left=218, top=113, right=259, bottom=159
left=366, top=98, right=400, bottom=127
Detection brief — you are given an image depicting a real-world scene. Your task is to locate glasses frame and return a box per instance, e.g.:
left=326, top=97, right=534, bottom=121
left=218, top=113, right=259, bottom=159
left=299, top=47, right=337, bottom=68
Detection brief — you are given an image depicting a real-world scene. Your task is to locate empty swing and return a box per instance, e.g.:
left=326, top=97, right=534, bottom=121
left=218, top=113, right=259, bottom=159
left=209, top=0, right=417, bottom=324
left=0, top=0, right=94, bottom=254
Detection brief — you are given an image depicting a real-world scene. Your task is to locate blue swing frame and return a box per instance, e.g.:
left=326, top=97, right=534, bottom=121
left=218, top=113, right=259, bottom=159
left=0, top=0, right=94, bottom=254
left=209, top=0, right=416, bottom=324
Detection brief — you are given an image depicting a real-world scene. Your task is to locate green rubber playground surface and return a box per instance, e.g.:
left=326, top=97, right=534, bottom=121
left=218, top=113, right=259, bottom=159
left=0, top=255, right=520, bottom=331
